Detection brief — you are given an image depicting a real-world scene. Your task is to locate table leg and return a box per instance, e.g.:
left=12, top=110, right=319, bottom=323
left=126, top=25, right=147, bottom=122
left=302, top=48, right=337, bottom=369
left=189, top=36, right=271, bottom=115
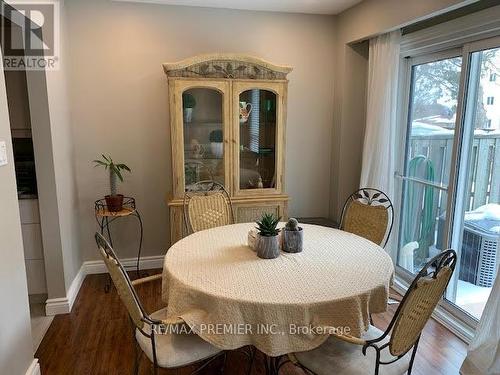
left=96, top=212, right=143, bottom=291
left=133, top=211, right=144, bottom=278
left=102, top=216, right=112, bottom=293
left=104, top=216, right=113, bottom=246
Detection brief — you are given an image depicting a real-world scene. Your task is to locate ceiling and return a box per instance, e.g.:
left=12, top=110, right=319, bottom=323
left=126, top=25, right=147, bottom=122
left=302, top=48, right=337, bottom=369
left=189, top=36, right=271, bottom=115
left=117, top=0, right=364, bottom=15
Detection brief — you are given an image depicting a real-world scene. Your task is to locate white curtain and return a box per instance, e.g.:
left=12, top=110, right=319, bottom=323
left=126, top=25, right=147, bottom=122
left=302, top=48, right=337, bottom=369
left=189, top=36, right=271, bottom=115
left=460, top=269, right=500, bottom=374
left=360, top=30, right=401, bottom=201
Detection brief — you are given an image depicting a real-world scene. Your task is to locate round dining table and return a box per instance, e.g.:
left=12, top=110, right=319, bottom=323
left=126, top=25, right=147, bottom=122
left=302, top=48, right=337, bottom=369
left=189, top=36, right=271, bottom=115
left=161, top=222, right=394, bottom=358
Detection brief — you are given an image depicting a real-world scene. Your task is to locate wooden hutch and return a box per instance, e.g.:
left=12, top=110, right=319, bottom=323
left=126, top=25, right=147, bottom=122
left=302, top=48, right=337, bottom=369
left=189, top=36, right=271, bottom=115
left=163, top=53, right=292, bottom=244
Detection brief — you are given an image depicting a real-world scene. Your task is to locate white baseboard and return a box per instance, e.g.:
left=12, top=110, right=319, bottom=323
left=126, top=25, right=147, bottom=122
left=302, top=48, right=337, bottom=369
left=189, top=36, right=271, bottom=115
left=45, top=297, right=71, bottom=316
left=25, top=359, right=40, bottom=375
left=45, top=262, right=86, bottom=316
left=45, top=255, right=164, bottom=316
left=83, top=255, right=164, bottom=275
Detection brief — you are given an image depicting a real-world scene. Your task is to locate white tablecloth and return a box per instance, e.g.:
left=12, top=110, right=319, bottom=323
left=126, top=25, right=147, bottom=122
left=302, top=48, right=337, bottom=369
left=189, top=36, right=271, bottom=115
left=162, top=223, right=394, bottom=356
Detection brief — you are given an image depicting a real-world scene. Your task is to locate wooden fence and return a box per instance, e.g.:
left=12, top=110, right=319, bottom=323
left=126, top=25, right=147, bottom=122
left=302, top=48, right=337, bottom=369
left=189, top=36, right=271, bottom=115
left=409, top=132, right=500, bottom=211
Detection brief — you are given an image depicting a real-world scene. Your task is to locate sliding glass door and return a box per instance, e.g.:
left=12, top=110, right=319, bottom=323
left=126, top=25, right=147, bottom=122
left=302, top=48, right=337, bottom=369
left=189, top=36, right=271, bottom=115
left=398, top=53, right=462, bottom=275
left=397, top=38, right=500, bottom=321
left=448, top=45, right=500, bottom=319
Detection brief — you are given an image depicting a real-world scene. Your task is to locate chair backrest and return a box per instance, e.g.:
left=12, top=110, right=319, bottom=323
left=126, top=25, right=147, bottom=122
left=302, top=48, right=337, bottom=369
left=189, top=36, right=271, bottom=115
left=183, top=180, right=234, bottom=233
left=94, top=232, right=148, bottom=330
left=386, top=250, right=457, bottom=357
left=340, top=188, right=394, bottom=247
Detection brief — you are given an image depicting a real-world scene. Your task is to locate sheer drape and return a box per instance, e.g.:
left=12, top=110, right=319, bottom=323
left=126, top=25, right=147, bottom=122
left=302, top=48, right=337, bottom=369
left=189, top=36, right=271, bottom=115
left=359, top=30, right=401, bottom=255
left=360, top=30, right=401, bottom=202
left=460, top=268, right=500, bottom=374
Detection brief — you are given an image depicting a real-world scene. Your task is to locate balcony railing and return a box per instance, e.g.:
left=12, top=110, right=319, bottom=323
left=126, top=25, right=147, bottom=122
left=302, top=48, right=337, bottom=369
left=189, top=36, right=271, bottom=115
left=409, top=131, right=500, bottom=210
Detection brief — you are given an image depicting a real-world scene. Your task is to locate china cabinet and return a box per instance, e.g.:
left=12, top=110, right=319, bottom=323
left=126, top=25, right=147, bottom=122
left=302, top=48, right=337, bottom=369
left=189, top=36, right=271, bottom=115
left=163, top=53, right=292, bottom=244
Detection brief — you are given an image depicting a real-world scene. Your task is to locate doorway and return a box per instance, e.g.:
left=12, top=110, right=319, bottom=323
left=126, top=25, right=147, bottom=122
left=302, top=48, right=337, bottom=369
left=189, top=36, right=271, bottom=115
left=1, top=14, right=52, bottom=352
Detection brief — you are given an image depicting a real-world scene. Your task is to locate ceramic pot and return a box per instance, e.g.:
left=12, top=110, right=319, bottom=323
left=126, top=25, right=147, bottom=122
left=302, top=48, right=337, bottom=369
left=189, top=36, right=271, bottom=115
left=183, top=108, right=193, bottom=123
left=105, top=194, right=124, bottom=212
left=247, top=229, right=259, bottom=251
left=257, top=234, right=280, bottom=259
left=283, top=228, right=303, bottom=253
left=210, top=142, right=223, bottom=158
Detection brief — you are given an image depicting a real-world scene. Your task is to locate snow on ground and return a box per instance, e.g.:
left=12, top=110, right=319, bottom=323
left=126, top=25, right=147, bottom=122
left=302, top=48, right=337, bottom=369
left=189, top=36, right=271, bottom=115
left=455, top=280, right=492, bottom=319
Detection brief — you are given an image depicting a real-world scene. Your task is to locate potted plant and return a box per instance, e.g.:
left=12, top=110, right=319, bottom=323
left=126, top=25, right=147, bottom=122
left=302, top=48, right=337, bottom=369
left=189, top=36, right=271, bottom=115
left=255, top=213, right=281, bottom=259
left=209, top=129, right=224, bottom=158
left=93, top=155, right=131, bottom=212
left=182, top=93, right=196, bottom=123
left=282, top=218, right=303, bottom=253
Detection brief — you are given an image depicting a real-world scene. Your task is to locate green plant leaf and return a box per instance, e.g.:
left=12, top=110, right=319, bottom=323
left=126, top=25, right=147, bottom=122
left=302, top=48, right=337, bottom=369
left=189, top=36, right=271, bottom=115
left=116, top=164, right=131, bottom=172
left=255, top=213, right=280, bottom=236
left=112, top=165, right=124, bottom=182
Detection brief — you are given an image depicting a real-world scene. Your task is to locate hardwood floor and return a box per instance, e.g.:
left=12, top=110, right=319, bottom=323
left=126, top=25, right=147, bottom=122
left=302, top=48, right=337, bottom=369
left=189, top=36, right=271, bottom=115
left=36, top=271, right=468, bottom=374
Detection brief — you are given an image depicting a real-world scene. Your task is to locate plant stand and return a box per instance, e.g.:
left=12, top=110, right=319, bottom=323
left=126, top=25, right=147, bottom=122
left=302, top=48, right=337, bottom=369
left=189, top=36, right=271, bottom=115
left=94, top=196, right=144, bottom=293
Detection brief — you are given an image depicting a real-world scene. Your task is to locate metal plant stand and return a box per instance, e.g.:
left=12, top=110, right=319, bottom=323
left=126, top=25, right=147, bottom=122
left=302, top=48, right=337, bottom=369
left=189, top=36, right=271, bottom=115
left=94, top=196, right=143, bottom=292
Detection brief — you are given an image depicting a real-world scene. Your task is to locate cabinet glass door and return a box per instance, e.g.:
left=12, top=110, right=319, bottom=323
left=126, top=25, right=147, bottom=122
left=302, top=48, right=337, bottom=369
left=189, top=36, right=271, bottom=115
left=182, top=87, right=225, bottom=190
left=238, top=89, right=277, bottom=191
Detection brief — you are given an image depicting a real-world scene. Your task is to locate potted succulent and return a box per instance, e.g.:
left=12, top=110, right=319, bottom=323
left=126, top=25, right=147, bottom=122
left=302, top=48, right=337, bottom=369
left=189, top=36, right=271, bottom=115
left=255, top=213, right=281, bottom=259
left=182, top=93, right=196, bottom=123
left=209, top=129, right=224, bottom=158
left=282, top=218, right=303, bottom=253
left=93, top=155, right=131, bottom=212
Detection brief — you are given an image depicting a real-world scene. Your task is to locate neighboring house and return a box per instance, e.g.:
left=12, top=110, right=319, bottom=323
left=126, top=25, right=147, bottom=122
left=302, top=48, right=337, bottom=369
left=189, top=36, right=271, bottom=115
left=482, top=55, right=500, bottom=130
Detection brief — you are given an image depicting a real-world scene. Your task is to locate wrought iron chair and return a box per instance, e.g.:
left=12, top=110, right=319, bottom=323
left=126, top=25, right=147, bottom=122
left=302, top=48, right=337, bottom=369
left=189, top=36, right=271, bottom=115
left=280, top=249, right=457, bottom=375
left=94, top=233, right=224, bottom=375
left=340, top=188, right=394, bottom=248
left=183, top=180, right=234, bottom=234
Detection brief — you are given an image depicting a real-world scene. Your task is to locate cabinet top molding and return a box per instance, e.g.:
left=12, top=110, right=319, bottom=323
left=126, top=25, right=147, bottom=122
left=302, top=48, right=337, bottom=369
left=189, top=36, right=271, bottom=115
left=162, top=53, right=293, bottom=80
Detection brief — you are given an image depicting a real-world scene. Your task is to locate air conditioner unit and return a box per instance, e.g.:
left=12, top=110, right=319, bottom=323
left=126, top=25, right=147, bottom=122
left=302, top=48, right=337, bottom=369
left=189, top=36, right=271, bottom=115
left=460, top=221, right=499, bottom=287
left=437, top=204, right=500, bottom=288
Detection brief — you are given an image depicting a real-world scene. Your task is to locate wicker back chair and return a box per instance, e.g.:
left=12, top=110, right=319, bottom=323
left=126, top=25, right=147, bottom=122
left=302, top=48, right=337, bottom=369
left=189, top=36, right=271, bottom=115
left=183, top=180, right=234, bottom=234
left=95, top=232, right=149, bottom=330
left=94, top=233, right=223, bottom=374
left=286, top=250, right=457, bottom=375
left=340, top=188, right=394, bottom=248
left=385, top=250, right=457, bottom=357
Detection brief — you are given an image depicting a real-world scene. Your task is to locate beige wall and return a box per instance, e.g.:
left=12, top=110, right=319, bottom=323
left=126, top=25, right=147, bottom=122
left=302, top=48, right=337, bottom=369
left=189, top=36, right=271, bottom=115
left=46, top=2, right=83, bottom=292
left=336, top=0, right=476, bottom=44
left=52, top=0, right=477, bottom=271
left=329, top=0, right=474, bottom=219
left=0, top=47, right=36, bottom=375
left=26, top=0, right=82, bottom=302
left=65, top=0, right=336, bottom=260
